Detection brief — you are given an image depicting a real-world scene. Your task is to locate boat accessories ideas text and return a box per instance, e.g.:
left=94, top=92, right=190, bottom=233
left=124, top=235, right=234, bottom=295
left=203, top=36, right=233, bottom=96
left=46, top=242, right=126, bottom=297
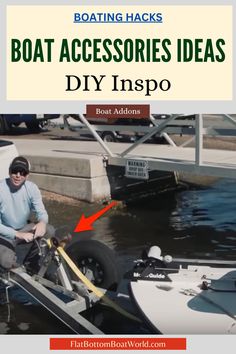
left=10, top=38, right=226, bottom=96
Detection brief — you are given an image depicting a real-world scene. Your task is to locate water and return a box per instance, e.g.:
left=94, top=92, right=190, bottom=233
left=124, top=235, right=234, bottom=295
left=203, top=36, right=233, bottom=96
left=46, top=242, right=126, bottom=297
left=1, top=178, right=236, bottom=334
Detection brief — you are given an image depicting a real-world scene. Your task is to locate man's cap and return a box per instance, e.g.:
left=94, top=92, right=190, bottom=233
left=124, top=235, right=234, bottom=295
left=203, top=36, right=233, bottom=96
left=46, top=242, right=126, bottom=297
left=9, top=156, right=30, bottom=174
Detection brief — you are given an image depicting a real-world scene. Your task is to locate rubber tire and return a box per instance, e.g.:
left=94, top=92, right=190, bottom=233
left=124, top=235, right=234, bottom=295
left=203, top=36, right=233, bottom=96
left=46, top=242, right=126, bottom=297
left=66, top=240, right=121, bottom=290
left=101, top=131, right=116, bottom=142
left=25, top=120, right=41, bottom=132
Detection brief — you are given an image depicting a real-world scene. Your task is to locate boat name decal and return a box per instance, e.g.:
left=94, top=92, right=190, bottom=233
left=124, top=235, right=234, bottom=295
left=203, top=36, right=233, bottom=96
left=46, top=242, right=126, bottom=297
left=133, top=272, right=165, bottom=279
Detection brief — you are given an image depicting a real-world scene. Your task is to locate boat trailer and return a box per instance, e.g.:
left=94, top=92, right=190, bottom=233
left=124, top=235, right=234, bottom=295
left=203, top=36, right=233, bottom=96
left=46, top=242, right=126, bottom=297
left=0, top=237, right=141, bottom=334
left=2, top=240, right=236, bottom=335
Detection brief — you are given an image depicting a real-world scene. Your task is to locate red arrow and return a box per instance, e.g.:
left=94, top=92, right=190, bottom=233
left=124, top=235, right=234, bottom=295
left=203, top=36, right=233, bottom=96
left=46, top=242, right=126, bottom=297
left=74, top=201, right=118, bottom=232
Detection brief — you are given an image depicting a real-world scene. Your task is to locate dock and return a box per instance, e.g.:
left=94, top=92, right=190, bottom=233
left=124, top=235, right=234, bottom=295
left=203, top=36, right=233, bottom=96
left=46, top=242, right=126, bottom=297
left=11, top=139, right=177, bottom=202
left=8, top=114, right=236, bottom=202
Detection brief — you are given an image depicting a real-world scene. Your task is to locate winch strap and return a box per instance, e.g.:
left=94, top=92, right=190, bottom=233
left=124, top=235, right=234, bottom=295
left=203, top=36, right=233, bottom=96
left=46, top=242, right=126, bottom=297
left=57, top=246, right=141, bottom=323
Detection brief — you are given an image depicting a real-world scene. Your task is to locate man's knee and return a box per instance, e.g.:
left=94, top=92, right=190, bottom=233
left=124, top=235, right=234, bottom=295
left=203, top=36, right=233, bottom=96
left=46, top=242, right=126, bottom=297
left=0, top=245, right=17, bottom=270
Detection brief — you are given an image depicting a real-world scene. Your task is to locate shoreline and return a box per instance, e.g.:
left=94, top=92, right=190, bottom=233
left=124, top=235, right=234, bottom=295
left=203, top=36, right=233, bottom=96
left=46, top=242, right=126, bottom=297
left=41, top=190, right=83, bottom=206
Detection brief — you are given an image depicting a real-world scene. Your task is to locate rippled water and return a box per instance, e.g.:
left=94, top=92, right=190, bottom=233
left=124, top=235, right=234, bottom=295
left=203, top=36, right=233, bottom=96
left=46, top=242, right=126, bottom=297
left=171, top=179, right=236, bottom=232
left=1, top=178, right=236, bottom=334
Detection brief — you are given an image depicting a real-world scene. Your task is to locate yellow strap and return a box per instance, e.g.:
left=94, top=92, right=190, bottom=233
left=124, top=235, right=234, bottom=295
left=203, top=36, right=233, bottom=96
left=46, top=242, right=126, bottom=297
left=57, top=246, right=141, bottom=323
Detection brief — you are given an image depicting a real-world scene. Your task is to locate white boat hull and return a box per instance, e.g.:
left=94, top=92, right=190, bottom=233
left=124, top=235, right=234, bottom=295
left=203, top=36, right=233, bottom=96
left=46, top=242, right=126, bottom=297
left=130, top=264, right=236, bottom=334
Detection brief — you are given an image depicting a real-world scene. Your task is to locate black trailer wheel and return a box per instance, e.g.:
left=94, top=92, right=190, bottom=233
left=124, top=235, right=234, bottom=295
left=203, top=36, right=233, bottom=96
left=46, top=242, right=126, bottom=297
left=66, top=240, right=121, bottom=290
left=101, top=131, right=116, bottom=142
left=25, top=120, right=41, bottom=132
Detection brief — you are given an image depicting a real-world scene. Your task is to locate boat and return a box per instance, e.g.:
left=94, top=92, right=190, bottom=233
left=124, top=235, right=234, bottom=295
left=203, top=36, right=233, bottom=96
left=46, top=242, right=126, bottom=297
left=0, top=140, right=18, bottom=179
left=129, top=245, right=236, bottom=334
left=2, top=230, right=236, bottom=334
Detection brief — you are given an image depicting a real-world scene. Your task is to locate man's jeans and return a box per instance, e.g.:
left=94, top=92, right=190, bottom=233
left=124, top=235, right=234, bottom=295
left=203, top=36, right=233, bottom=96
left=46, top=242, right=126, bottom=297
left=0, top=223, right=55, bottom=270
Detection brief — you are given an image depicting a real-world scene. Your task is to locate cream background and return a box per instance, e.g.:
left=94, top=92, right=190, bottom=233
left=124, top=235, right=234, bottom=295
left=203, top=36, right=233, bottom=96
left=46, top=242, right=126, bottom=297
left=7, top=5, right=232, bottom=101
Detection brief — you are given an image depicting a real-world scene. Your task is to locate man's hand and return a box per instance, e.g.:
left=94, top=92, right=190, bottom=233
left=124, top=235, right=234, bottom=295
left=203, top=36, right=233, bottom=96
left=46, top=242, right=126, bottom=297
left=16, top=231, right=34, bottom=243
left=32, top=221, right=47, bottom=238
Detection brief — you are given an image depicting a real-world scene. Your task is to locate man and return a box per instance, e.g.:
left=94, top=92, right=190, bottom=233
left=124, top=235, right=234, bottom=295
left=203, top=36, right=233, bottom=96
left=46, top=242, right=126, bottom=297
left=0, top=156, right=51, bottom=271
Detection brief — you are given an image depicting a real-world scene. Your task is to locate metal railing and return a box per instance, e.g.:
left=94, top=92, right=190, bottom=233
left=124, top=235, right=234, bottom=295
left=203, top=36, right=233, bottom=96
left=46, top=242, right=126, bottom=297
left=58, top=114, right=236, bottom=179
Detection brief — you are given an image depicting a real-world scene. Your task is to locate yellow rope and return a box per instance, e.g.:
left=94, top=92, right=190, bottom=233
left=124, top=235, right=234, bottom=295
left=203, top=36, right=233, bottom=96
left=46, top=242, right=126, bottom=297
left=57, top=246, right=141, bottom=323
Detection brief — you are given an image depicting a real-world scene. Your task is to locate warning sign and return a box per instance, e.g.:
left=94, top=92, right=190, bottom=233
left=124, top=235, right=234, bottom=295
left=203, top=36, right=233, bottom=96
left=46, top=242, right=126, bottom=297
left=125, top=159, right=149, bottom=180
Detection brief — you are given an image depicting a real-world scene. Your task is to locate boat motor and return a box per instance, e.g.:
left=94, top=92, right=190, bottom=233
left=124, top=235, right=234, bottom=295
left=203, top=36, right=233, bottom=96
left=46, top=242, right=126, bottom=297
left=147, top=246, right=163, bottom=260
left=147, top=246, right=173, bottom=264
left=131, top=246, right=174, bottom=281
